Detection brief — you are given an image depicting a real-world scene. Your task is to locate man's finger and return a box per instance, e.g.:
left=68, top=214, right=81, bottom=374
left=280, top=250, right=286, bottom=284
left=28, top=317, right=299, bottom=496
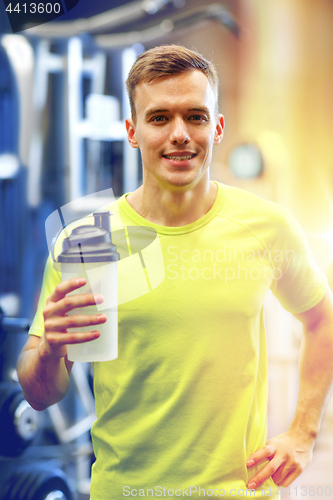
left=246, top=456, right=281, bottom=489
left=56, top=293, right=104, bottom=315
left=46, top=329, right=100, bottom=347
left=247, top=445, right=276, bottom=467
left=44, top=291, right=104, bottom=320
left=45, top=313, right=107, bottom=332
left=49, top=278, right=87, bottom=302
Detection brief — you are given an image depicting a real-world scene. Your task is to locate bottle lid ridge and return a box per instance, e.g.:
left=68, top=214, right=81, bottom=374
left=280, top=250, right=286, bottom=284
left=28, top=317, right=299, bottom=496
left=56, top=212, right=120, bottom=263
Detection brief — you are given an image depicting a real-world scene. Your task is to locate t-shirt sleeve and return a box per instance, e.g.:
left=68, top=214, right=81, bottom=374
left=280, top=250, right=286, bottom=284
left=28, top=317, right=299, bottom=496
left=29, top=255, right=62, bottom=337
left=269, top=208, right=327, bottom=314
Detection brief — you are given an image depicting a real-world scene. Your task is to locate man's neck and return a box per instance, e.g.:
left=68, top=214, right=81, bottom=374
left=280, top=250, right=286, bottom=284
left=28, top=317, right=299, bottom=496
left=126, top=180, right=218, bottom=227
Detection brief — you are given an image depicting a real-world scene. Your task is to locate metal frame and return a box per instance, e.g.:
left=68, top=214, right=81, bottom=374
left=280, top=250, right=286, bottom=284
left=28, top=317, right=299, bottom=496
left=47, top=363, right=96, bottom=443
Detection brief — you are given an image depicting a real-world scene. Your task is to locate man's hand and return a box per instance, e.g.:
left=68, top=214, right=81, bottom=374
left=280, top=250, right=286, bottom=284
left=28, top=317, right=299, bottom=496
left=17, top=277, right=107, bottom=410
left=246, top=430, right=314, bottom=490
left=247, top=288, right=333, bottom=491
left=40, top=277, right=107, bottom=360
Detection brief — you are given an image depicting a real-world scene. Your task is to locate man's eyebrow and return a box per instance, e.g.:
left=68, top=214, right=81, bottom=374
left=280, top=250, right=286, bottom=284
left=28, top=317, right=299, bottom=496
left=189, top=107, right=211, bottom=117
left=144, top=106, right=211, bottom=117
left=144, top=108, right=169, bottom=118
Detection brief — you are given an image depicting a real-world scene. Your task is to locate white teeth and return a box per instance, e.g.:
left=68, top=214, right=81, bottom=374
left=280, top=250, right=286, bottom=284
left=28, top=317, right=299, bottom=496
left=164, top=155, right=194, bottom=160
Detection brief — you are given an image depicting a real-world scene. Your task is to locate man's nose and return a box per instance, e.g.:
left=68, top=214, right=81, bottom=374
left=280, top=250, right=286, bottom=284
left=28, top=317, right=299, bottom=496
left=170, top=118, right=190, bottom=144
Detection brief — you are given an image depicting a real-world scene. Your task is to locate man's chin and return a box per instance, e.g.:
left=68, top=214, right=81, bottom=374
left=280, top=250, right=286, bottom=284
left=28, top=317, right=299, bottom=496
left=159, top=170, right=205, bottom=189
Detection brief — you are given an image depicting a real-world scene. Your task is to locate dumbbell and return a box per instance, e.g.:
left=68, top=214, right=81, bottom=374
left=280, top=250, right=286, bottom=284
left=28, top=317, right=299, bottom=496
left=1, top=465, right=73, bottom=500
left=0, top=382, right=40, bottom=457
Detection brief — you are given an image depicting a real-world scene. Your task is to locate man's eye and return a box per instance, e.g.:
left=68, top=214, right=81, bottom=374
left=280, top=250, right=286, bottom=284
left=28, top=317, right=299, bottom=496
left=189, top=115, right=206, bottom=122
left=152, top=115, right=167, bottom=122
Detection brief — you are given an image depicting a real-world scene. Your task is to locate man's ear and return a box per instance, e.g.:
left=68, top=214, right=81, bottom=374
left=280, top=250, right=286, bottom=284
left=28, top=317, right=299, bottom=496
left=126, top=118, right=139, bottom=148
left=214, top=114, right=225, bottom=145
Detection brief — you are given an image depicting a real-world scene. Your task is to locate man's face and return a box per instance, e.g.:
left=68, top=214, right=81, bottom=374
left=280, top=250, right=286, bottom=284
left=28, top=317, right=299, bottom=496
left=126, top=70, right=224, bottom=190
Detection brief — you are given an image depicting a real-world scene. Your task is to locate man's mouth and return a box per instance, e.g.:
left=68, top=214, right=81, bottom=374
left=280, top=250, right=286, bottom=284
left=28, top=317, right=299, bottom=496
left=163, top=154, right=196, bottom=161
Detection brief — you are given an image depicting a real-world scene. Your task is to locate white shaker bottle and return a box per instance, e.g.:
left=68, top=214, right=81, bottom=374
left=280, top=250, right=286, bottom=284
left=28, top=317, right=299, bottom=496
left=55, top=211, right=120, bottom=362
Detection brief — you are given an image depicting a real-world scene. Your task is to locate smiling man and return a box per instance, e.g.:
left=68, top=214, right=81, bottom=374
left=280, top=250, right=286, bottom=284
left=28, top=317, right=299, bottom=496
left=125, top=53, right=224, bottom=227
left=17, top=45, right=333, bottom=500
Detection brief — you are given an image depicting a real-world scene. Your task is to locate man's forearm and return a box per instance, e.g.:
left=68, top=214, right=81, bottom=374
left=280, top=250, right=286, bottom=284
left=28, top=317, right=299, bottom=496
left=246, top=290, right=333, bottom=489
left=289, top=319, right=333, bottom=440
left=17, top=338, right=71, bottom=411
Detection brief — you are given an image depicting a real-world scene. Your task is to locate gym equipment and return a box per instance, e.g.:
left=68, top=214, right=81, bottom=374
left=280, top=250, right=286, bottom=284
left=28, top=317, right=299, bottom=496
left=1, top=465, right=73, bottom=500
left=0, top=382, right=40, bottom=457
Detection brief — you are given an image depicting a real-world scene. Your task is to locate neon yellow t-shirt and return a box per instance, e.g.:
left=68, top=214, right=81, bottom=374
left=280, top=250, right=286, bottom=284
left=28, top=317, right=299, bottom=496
left=29, top=182, right=327, bottom=499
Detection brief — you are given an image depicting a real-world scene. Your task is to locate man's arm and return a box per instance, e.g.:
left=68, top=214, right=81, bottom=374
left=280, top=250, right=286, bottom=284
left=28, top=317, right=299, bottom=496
left=17, top=278, right=106, bottom=411
left=246, top=286, right=333, bottom=489
left=17, top=334, right=73, bottom=411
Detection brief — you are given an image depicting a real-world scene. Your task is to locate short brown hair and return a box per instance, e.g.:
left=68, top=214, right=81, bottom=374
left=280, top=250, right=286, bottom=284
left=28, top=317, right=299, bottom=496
left=126, top=44, right=219, bottom=121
